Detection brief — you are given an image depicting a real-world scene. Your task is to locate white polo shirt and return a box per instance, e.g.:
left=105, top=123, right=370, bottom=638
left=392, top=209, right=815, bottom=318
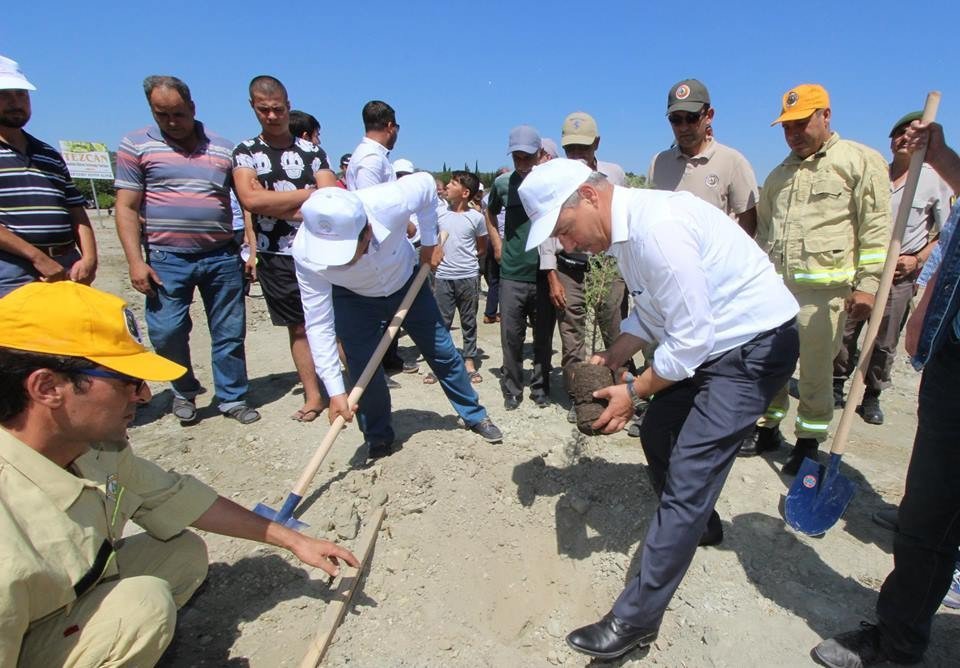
left=292, top=172, right=440, bottom=395
left=607, top=186, right=799, bottom=381
left=345, top=137, right=395, bottom=190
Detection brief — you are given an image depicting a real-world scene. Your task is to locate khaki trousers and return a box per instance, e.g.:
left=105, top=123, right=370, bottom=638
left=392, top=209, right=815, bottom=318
left=758, top=286, right=848, bottom=442
left=555, top=263, right=627, bottom=392
left=20, top=531, right=208, bottom=668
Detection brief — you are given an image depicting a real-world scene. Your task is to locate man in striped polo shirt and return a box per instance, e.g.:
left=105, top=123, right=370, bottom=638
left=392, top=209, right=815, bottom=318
left=115, top=76, right=258, bottom=425
left=0, top=55, right=98, bottom=297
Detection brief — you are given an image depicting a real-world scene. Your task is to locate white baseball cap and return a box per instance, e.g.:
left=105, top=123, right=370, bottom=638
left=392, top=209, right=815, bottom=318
left=541, top=138, right=561, bottom=159
left=392, top=158, right=415, bottom=175
left=297, top=188, right=370, bottom=266
left=519, top=159, right=592, bottom=251
left=0, top=56, right=36, bottom=91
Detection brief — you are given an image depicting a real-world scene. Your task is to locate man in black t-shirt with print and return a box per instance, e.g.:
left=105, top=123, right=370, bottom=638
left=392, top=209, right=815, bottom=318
left=233, top=75, right=336, bottom=422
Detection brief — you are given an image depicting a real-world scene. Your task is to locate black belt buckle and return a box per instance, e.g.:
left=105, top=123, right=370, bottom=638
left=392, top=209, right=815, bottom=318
left=40, top=243, right=75, bottom=258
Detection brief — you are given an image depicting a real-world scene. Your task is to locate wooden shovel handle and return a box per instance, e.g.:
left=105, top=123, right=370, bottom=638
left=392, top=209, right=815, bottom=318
left=829, top=92, right=940, bottom=456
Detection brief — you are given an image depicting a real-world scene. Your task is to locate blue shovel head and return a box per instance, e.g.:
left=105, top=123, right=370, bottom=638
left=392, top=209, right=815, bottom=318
left=253, top=495, right=309, bottom=532
left=784, top=453, right=856, bottom=537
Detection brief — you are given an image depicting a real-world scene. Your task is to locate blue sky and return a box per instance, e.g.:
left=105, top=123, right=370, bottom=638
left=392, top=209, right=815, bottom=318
left=4, top=1, right=958, bottom=180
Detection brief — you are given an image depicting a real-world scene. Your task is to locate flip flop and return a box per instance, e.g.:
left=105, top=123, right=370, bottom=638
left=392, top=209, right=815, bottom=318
left=172, top=397, right=198, bottom=423
left=291, top=408, right=323, bottom=422
left=423, top=372, right=438, bottom=384
left=468, top=371, right=483, bottom=384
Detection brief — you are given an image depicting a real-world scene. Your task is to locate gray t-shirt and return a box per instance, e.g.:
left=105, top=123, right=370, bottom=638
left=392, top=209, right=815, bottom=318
left=891, top=163, right=953, bottom=254
left=436, top=209, right=487, bottom=280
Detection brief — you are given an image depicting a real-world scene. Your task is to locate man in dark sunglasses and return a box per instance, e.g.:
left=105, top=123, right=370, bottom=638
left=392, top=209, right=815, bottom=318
left=648, top=79, right=759, bottom=236
left=0, top=281, right=358, bottom=666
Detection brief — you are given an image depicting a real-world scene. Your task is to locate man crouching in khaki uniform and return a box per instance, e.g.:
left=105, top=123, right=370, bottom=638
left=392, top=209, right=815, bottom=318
left=0, top=281, right=358, bottom=667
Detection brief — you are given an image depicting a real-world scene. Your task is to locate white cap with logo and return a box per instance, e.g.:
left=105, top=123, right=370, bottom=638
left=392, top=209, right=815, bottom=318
left=0, top=56, right=36, bottom=91
left=295, top=188, right=372, bottom=267
left=518, top=159, right=593, bottom=251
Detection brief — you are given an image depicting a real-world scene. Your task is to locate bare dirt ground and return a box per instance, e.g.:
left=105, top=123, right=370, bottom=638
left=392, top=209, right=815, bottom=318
left=86, top=213, right=959, bottom=667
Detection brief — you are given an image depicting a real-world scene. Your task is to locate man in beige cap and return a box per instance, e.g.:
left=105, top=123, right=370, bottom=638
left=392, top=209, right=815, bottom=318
left=542, top=112, right=631, bottom=421
left=0, top=55, right=98, bottom=297
left=648, top=79, right=759, bottom=235
left=746, top=83, right=892, bottom=474
left=0, top=281, right=357, bottom=666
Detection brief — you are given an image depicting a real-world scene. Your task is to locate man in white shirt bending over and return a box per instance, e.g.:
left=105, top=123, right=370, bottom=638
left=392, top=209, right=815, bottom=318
left=518, top=159, right=799, bottom=661
left=293, top=174, right=502, bottom=462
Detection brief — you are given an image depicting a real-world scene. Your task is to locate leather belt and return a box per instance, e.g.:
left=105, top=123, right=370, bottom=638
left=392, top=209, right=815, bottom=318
left=35, top=242, right=76, bottom=257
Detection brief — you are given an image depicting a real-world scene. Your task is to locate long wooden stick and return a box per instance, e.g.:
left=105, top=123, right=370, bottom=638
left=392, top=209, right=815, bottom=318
left=299, top=506, right=386, bottom=668
left=830, top=92, right=941, bottom=456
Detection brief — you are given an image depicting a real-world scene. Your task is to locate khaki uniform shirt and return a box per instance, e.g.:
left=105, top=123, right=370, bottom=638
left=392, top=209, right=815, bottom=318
left=757, top=132, right=892, bottom=294
left=648, top=139, right=759, bottom=216
left=0, top=429, right=217, bottom=665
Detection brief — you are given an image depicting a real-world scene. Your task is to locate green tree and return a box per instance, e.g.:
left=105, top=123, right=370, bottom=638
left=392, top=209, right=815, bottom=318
left=624, top=172, right=648, bottom=188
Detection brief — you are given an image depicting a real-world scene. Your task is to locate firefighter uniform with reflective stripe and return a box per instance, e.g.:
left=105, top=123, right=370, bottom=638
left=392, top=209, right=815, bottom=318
left=755, top=132, right=891, bottom=441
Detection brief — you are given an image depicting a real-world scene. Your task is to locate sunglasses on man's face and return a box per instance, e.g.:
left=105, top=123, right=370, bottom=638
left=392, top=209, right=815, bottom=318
left=83, top=368, right=147, bottom=394
left=668, top=111, right=704, bottom=126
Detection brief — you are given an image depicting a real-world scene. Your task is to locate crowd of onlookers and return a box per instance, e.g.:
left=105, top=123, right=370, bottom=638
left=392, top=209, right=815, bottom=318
left=2, top=50, right=960, bottom=666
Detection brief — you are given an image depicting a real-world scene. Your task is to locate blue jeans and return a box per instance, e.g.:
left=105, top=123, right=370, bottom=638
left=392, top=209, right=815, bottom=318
left=332, top=270, right=487, bottom=444
left=876, top=335, right=960, bottom=659
left=145, top=245, right=248, bottom=411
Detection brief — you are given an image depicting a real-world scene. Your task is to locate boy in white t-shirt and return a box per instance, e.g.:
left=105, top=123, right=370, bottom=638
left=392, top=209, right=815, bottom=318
left=428, top=171, right=487, bottom=384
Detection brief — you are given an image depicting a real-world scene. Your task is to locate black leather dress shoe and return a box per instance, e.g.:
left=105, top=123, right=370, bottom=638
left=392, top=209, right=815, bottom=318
left=699, top=510, right=723, bottom=547
left=566, top=612, right=657, bottom=659
left=504, top=395, right=521, bottom=411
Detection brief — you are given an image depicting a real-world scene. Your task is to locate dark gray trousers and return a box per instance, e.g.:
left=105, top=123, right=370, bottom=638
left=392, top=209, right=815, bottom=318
left=499, top=275, right=553, bottom=399
left=435, top=276, right=481, bottom=360
left=612, top=319, right=799, bottom=629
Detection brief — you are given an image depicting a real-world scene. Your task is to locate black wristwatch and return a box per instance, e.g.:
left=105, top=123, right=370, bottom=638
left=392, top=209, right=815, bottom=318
left=623, top=372, right=645, bottom=409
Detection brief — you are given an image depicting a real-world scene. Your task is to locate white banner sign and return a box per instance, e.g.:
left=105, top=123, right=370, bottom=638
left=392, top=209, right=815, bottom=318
left=58, top=140, right=114, bottom=180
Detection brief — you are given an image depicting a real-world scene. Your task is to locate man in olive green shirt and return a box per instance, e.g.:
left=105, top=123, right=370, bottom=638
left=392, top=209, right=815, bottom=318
left=746, top=84, right=892, bottom=475
left=0, top=282, right=357, bottom=667
left=485, top=125, right=553, bottom=409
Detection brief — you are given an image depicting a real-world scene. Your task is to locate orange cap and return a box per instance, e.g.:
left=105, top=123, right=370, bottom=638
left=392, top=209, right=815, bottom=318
left=771, top=84, right=830, bottom=125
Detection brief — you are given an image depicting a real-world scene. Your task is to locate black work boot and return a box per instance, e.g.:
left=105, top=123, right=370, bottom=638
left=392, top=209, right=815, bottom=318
left=832, top=378, right=845, bottom=408
left=857, top=390, right=884, bottom=425
left=738, top=426, right=784, bottom=457
left=782, top=438, right=820, bottom=476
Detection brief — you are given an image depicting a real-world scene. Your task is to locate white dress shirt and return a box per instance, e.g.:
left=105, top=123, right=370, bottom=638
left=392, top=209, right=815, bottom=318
left=608, top=186, right=799, bottom=381
left=293, top=172, right=440, bottom=395
left=345, top=137, right=395, bottom=190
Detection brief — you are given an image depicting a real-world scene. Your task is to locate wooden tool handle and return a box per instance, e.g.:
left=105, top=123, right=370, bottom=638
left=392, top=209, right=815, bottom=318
left=829, top=92, right=940, bottom=456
